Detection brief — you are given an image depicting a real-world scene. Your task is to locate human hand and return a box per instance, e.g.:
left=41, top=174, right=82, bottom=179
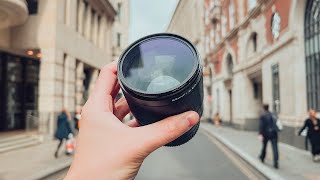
left=258, top=134, right=263, bottom=142
left=65, top=62, right=199, bottom=180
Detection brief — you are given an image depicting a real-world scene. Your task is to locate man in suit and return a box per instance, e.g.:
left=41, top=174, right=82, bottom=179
left=258, top=104, right=279, bottom=169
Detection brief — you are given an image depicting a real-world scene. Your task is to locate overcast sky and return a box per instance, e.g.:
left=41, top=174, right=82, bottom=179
left=129, top=0, right=178, bottom=43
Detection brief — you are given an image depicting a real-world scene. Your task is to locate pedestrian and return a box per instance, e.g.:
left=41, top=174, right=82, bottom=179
left=74, top=106, right=82, bottom=131
left=298, top=109, right=320, bottom=162
left=213, top=112, right=221, bottom=127
left=54, top=108, right=73, bottom=158
left=258, top=104, right=279, bottom=169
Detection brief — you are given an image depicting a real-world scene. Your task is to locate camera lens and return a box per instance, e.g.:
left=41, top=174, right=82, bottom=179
left=118, top=33, right=203, bottom=146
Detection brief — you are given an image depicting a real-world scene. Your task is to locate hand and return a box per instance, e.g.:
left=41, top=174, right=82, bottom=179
left=258, top=134, right=263, bottom=142
left=65, top=62, right=199, bottom=180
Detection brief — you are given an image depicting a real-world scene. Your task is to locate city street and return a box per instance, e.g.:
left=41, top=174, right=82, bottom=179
left=44, top=128, right=265, bottom=180
left=136, top=129, right=264, bottom=180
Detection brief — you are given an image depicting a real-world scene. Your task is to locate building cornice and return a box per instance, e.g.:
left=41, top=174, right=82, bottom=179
left=90, top=0, right=116, bottom=21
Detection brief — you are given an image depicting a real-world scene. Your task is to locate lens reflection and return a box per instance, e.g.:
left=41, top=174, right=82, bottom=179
left=147, top=75, right=180, bottom=93
left=122, top=37, right=196, bottom=93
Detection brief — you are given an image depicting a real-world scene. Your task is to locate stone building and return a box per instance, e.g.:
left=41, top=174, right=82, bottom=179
left=166, top=0, right=209, bottom=120
left=204, top=0, right=319, bottom=149
left=0, top=0, right=116, bottom=135
left=109, top=0, right=130, bottom=62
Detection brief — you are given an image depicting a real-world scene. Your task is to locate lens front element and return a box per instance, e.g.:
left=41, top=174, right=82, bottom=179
left=122, top=37, right=197, bottom=94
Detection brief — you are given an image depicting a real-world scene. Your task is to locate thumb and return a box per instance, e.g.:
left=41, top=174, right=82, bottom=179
left=137, top=111, right=199, bottom=154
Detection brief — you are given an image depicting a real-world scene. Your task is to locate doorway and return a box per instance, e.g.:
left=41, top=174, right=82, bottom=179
left=0, top=52, right=40, bottom=132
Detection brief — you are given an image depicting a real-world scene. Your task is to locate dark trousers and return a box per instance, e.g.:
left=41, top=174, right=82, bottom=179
left=260, top=137, right=279, bottom=164
left=310, top=135, right=320, bottom=156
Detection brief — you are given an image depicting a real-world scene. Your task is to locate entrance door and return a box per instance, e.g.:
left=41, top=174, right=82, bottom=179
left=0, top=56, right=4, bottom=130
left=5, top=56, right=24, bottom=130
left=229, top=89, right=233, bottom=124
left=0, top=53, right=40, bottom=132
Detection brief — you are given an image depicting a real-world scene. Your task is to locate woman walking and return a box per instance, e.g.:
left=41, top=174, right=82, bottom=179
left=299, top=109, right=320, bottom=162
left=54, top=108, right=73, bottom=158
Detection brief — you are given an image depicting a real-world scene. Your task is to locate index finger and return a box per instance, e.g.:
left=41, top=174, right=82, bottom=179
left=91, top=61, right=118, bottom=100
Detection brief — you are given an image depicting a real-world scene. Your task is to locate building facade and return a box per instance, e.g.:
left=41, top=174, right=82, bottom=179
left=166, top=0, right=209, bottom=120
left=110, top=0, right=129, bottom=61
left=204, top=0, right=319, bottom=149
left=0, top=0, right=116, bottom=135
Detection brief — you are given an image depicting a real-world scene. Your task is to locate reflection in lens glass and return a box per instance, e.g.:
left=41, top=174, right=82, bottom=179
left=147, top=75, right=180, bottom=93
left=122, top=37, right=196, bottom=93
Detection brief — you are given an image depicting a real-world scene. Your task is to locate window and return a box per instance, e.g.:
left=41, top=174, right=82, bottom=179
left=117, top=3, right=122, bottom=22
left=248, top=0, right=257, bottom=11
left=229, top=2, right=235, bottom=29
left=305, top=0, right=320, bottom=111
left=26, top=0, right=38, bottom=15
left=117, top=33, right=121, bottom=47
left=272, top=64, right=280, bottom=113
left=226, top=54, right=233, bottom=76
left=252, top=33, right=257, bottom=52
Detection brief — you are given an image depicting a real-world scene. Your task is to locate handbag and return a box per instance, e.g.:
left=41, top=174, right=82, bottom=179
left=300, top=127, right=308, bottom=137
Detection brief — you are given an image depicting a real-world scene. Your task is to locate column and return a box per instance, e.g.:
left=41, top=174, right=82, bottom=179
left=63, top=55, right=76, bottom=111
left=98, top=16, right=107, bottom=48
left=68, top=0, right=78, bottom=30
left=76, top=62, right=84, bottom=106
left=84, top=5, right=92, bottom=40
left=78, top=0, right=85, bottom=34
left=65, top=0, right=71, bottom=26
left=92, top=13, right=98, bottom=44
left=88, top=69, right=99, bottom=95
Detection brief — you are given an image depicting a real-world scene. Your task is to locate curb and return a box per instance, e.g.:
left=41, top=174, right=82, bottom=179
left=27, top=159, right=72, bottom=180
left=200, top=124, right=284, bottom=180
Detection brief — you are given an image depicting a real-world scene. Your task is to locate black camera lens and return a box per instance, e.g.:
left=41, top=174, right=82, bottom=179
left=118, top=33, right=203, bottom=146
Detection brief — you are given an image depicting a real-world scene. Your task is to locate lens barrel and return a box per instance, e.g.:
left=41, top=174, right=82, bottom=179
left=118, top=33, right=203, bottom=146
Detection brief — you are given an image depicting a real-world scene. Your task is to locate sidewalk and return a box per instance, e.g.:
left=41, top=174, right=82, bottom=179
left=201, top=123, right=320, bottom=180
left=0, top=139, right=72, bottom=180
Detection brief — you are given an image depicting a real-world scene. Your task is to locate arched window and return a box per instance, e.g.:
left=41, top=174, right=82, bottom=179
left=226, top=54, right=234, bottom=76
left=305, top=0, right=320, bottom=111
left=247, top=32, right=258, bottom=58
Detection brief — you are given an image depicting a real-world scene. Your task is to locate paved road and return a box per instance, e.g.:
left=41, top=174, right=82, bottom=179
left=44, top=128, right=264, bottom=180
left=136, top=129, right=260, bottom=180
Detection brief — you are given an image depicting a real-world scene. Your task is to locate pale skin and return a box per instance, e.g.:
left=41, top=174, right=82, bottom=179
left=64, top=61, right=200, bottom=180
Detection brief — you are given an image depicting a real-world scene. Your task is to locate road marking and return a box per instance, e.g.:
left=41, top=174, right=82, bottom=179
left=201, top=130, right=267, bottom=180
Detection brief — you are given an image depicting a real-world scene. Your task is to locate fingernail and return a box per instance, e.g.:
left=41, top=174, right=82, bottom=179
left=185, top=112, right=199, bottom=127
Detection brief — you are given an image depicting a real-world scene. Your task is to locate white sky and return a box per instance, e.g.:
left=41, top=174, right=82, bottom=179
left=129, top=0, right=178, bottom=43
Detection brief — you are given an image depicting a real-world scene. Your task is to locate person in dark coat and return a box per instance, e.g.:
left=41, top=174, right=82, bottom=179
left=299, top=109, right=320, bottom=161
left=258, top=104, right=279, bottom=169
left=54, top=108, right=73, bottom=158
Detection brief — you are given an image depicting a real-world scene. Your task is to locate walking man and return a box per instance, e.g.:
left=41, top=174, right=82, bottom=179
left=258, top=104, right=279, bottom=169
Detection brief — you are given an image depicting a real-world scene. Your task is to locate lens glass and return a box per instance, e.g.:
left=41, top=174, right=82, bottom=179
left=122, top=37, right=197, bottom=93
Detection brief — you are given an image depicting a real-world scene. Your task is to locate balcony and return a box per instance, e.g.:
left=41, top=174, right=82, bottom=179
left=209, top=5, right=221, bottom=25
left=0, top=0, right=28, bottom=29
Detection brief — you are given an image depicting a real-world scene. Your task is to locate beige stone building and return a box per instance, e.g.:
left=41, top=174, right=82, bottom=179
left=166, top=0, right=210, bottom=120
left=0, top=0, right=116, bottom=135
left=109, top=0, right=130, bottom=62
